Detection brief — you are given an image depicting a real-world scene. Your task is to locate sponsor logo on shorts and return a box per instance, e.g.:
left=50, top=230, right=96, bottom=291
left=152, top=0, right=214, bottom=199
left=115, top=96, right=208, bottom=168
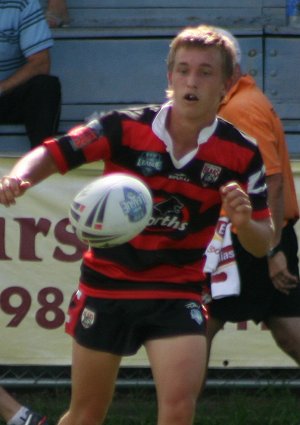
left=185, top=302, right=203, bottom=326
left=81, top=307, right=96, bottom=329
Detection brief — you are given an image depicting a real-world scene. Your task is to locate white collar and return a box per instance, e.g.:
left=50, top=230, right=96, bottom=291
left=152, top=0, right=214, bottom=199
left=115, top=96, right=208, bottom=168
left=152, top=102, right=218, bottom=168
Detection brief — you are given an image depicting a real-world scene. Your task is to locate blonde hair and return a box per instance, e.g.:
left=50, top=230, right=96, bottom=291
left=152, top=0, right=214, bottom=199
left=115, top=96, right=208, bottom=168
left=167, top=25, right=236, bottom=80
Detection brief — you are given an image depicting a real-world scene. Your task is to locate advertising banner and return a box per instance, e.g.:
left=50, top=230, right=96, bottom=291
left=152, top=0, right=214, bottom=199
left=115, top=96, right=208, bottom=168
left=0, top=158, right=299, bottom=368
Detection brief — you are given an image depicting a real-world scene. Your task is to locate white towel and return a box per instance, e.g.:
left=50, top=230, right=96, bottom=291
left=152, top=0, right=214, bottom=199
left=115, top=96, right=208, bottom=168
left=204, top=216, right=241, bottom=300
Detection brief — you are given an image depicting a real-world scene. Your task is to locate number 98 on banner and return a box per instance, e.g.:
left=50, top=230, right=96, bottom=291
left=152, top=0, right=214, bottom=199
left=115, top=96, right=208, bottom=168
left=0, top=286, right=65, bottom=329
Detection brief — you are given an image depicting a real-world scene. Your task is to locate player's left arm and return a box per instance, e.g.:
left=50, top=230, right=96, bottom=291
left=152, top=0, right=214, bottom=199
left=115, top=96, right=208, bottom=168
left=221, top=182, right=274, bottom=257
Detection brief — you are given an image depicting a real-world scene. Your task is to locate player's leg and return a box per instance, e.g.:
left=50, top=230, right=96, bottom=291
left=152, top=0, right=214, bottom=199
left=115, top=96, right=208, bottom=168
left=206, top=316, right=225, bottom=351
left=145, top=334, right=207, bottom=425
left=265, top=316, right=300, bottom=365
left=57, top=340, right=121, bottom=425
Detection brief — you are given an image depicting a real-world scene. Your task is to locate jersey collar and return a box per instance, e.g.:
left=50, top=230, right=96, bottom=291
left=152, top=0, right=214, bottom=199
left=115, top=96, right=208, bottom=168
left=152, top=102, right=218, bottom=168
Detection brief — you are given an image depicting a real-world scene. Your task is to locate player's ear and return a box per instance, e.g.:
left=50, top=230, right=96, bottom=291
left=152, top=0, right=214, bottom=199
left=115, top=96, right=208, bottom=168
left=221, top=77, right=232, bottom=98
left=167, top=71, right=173, bottom=87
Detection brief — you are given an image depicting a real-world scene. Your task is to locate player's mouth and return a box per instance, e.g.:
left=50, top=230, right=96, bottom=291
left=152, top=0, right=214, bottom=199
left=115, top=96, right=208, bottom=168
left=184, top=93, right=199, bottom=102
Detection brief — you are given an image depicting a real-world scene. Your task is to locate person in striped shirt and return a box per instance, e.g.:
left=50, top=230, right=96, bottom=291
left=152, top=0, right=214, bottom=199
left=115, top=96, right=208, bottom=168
left=0, top=0, right=61, bottom=149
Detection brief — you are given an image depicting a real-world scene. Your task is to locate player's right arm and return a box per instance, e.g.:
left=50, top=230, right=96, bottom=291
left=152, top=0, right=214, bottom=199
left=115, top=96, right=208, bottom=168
left=0, top=146, right=58, bottom=207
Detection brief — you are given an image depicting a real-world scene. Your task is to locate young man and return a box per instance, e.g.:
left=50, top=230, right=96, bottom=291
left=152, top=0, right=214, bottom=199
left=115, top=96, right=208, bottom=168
left=0, top=0, right=61, bottom=148
left=0, top=26, right=273, bottom=425
left=207, top=28, right=300, bottom=365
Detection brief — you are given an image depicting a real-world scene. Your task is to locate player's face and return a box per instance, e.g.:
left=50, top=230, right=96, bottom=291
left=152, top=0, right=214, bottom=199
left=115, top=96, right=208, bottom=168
left=168, top=46, right=228, bottom=122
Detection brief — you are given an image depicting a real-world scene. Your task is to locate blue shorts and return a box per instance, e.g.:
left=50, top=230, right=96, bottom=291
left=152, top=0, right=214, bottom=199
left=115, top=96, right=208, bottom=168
left=66, top=293, right=207, bottom=355
left=208, top=223, right=300, bottom=323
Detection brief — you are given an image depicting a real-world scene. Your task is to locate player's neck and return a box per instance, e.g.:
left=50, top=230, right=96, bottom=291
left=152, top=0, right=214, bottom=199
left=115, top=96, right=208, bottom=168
left=166, top=109, right=213, bottom=159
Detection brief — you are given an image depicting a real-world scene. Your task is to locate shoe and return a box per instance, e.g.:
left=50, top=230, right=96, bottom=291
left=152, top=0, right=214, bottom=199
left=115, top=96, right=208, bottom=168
left=24, top=412, right=48, bottom=425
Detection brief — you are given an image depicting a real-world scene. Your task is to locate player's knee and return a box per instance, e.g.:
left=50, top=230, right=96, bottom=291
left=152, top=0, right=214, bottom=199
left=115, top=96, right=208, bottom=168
left=273, top=329, right=300, bottom=363
left=159, top=394, right=197, bottom=425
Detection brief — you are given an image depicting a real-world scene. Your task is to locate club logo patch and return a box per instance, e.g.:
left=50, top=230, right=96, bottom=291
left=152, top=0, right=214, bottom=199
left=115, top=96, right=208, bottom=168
left=81, top=307, right=96, bottom=329
left=185, top=302, right=203, bottom=326
left=200, top=163, right=222, bottom=187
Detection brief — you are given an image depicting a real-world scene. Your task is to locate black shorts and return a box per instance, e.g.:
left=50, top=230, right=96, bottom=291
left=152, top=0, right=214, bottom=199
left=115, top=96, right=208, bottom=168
left=208, top=223, right=300, bottom=324
left=66, top=293, right=207, bottom=355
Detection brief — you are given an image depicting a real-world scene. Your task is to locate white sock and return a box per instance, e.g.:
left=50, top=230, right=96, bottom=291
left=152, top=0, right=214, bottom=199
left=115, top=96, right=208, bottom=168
left=7, top=406, right=30, bottom=425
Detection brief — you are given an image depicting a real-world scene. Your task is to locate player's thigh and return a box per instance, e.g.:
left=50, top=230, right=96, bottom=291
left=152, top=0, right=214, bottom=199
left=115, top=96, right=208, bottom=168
left=70, top=339, right=122, bottom=412
left=206, top=316, right=225, bottom=345
left=145, top=334, right=207, bottom=400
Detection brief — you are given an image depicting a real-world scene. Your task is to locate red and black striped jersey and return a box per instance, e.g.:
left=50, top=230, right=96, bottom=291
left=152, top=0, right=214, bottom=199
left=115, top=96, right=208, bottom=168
left=44, top=104, right=270, bottom=302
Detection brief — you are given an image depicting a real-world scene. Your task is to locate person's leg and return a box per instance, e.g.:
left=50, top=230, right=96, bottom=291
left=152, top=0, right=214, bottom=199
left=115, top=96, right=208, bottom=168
left=0, top=91, right=24, bottom=124
left=265, top=316, right=300, bottom=365
left=206, top=316, right=225, bottom=354
left=57, top=340, right=121, bottom=425
left=0, top=386, right=22, bottom=423
left=22, top=75, right=61, bottom=147
left=145, top=334, right=207, bottom=425
left=0, top=75, right=61, bottom=148
left=0, top=386, right=47, bottom=425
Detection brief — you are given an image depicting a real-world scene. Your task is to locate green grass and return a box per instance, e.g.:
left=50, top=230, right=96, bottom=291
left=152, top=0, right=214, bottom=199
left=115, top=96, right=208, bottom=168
left=1, top=386, right=300, bottom=425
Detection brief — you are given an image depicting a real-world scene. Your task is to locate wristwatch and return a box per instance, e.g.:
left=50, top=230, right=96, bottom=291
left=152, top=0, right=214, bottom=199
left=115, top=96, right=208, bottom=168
left=267, top=244, right=281, bottom=258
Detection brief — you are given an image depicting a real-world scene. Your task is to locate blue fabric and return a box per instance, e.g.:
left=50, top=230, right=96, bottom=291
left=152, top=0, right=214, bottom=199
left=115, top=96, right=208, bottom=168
left=0, top=0, right=53, bottom=80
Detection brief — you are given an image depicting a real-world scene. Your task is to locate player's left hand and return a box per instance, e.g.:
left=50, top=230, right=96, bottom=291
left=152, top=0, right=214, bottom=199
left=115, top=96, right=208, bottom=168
left=220, top=182, right=252, bottom=229
left=268, top=250, right=299, bottom=295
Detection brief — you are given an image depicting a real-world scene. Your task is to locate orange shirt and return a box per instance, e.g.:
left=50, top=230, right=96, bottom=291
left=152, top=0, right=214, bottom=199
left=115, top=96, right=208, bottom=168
left=219, top=74, right=299, bottom=223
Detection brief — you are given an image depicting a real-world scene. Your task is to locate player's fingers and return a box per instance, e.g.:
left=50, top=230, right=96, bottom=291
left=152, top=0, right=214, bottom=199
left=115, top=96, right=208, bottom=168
left=273, top=274, right=298, bottom=295
left=273, top=281, right=290, bottom=295
left=284, top=271, right=299, bottom=283
left=0, top=176, right=30, bottom=206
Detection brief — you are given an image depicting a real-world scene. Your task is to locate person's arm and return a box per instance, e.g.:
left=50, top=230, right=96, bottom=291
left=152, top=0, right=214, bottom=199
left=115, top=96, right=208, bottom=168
left=266, top=173, right=284, bottom=248
left=266, top=173, right=299, bottom=294
left=221, top=182, right=274, bottom=257
left=0, top=50, right=50, bottom=95
left=0, top=146, right=58, bottom=206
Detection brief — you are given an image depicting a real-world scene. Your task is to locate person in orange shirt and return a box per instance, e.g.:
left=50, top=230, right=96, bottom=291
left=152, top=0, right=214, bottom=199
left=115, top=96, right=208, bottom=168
left=207, top=28, right=300, bottom=365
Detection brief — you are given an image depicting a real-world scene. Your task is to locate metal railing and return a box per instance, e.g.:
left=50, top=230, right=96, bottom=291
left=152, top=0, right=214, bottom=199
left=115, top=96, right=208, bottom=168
left=1, top=366, right=300, bottom=390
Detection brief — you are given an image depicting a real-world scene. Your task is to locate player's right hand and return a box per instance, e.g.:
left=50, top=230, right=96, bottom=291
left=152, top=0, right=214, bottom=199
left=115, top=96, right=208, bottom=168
left=0, top=176, right=31, bottom=206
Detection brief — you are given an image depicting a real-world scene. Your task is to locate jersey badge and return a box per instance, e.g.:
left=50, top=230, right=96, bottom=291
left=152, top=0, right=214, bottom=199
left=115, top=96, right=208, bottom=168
left=200, top=163, right=222, bottom=187
left=136, top=152, right=163, bottom=176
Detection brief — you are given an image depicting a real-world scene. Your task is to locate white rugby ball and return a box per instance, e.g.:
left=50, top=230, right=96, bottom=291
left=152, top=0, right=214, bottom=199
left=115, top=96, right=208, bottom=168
left=69, top=173, right=153, bottom=248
